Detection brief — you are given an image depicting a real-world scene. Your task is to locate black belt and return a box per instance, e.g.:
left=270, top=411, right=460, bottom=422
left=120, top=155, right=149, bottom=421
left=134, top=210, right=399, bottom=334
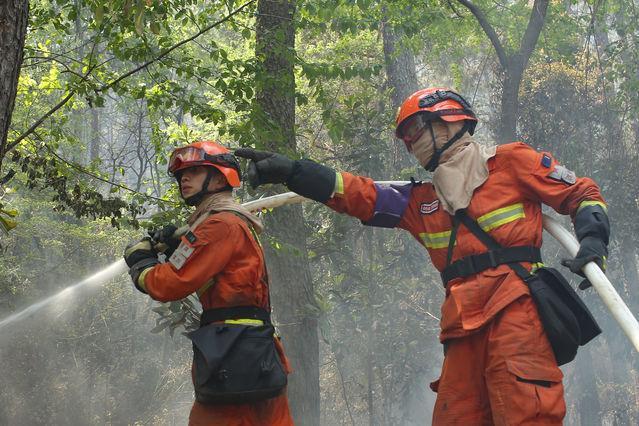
left=441, top=246, right=542, bottom=286
left=200, top=306, right=271, bottom=326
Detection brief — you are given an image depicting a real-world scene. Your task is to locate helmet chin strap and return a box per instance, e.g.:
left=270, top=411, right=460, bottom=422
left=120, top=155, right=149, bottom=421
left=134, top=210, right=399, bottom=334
left=181, top=168, right=230, bottom=206
left=423, top=121, right=472, bottom=172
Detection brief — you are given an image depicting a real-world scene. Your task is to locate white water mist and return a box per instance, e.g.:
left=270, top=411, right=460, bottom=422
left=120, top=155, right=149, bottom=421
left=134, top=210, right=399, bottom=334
left=0, top=259, right=128, bottom=330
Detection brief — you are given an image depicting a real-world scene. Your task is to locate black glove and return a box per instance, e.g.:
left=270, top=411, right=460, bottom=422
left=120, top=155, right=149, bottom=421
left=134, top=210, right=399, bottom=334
left=234, top=148, right=295, bottom=188
left=561, top=236, right=607, bottom=290
left=235, top=147, right=337, bottom=203
left=123, top=237, right=159, bottom=293
left=149, top=224, right=180, bottom=258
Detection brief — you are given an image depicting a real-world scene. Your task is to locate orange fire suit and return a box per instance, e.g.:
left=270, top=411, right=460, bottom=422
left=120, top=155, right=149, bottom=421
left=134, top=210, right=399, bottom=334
left=140, top=211, right=294, bottom=426
left=324, top=142, right=605, bottom=424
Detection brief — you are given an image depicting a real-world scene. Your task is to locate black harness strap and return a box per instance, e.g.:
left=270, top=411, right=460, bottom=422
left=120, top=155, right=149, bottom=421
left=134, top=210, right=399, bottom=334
left=441, top=245, right=541, bottom=286
left=440, top=209, right=542, bottom=286
left=454, top=210, right=535, bottom=279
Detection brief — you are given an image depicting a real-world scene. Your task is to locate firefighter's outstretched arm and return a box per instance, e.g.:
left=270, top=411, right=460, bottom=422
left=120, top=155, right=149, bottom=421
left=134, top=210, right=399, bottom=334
left=235, top=148, right=409, bottom=227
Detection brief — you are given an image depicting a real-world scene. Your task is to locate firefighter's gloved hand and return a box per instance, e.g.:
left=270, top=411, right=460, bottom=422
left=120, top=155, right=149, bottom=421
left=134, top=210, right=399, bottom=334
left=124, top=237, right=156, bottom=266
left=149, top=224, right=180, bottom=258
left=561, top=236, right=607, bottom=290
left=124, top=237, right=159, bottom=294
left=234, top=148, right=294, bottom=189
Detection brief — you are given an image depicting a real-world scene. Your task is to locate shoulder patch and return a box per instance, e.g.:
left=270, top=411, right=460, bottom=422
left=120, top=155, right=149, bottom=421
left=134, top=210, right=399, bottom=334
left=420, top=200, right=440, bottom=215
left=548, top=165, right=576, bottom=185
left=541, top=154, right=552, bottom=168
left=169, top=238, right=196, bottom=270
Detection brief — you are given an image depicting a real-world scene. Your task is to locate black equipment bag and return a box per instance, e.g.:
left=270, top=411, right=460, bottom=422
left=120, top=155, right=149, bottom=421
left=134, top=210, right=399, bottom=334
left=186, top=318, right=287, bottom=404
left=450, top=210, right=601, bottom=366
left=186, top=214, right=287, bottom=404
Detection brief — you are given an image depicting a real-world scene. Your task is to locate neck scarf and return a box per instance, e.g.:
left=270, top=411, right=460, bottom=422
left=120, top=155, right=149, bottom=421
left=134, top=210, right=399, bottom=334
left=187, top=191, right=264, bottom=233
left=411, top=121, right=496, bottom=214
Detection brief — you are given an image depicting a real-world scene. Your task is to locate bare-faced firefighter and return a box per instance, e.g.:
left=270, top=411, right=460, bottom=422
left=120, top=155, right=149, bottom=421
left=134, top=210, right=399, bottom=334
left=235, top=88, right=610, bottom=425
left=124, top=140, right=294, bottom=426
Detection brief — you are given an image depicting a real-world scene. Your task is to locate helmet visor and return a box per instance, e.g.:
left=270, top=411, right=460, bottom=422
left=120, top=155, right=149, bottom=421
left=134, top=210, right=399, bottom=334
left=168, top=146, right=240, bottom=177
left=168, top=146, right=206, bottom=174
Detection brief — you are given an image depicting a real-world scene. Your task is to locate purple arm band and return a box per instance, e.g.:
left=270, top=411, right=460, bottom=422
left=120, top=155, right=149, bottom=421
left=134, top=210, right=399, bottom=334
left=362, top=183, right=412, bottom=228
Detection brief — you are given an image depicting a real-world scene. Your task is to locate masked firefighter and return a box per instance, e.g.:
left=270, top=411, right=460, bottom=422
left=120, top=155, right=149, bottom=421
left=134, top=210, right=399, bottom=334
left=123, top=140, right=294, bottom=426
left=235, top=88, right=610, bottom=425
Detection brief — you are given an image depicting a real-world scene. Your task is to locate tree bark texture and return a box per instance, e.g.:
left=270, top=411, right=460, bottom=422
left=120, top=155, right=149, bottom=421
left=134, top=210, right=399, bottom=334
left=0, top=0, right=29, bottom=172
left=381, top=23, right=418, bottom=112
left=381, top=18, right=419, bottom=169
left=255, top=0, right=320, bottom=424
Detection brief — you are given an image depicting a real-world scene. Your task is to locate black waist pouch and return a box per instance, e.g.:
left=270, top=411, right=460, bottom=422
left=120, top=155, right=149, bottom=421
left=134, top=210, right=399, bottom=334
left=186, top=323, right=287, bottom=404
left=452, top=210, right=602, bottom=367
left=525, top=267, right=601, bottom=366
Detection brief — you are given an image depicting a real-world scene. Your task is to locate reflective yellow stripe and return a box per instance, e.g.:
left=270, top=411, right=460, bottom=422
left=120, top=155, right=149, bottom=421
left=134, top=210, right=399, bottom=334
left=420, top=203, right=525, bottom=250
left=197, top=280, right=215, bottom=298
left=531, top=262, right=544, bottom=273
left=138, top=267, right=152, bottom=292
left=577, top=200, right=607, bottom=213
left=420, top=230, right=454, bottom=249
left=477, top=203, right=525, bottom=232
left=334, top=172, right=344, bottom=195
left=224, top=319, right=264, bottom=326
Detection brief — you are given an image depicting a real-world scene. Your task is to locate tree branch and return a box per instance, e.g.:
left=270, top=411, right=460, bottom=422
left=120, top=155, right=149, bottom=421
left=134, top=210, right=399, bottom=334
left=456, top=0, right=508, bottom=69
left=7, top=90, right=77, bottom=153
left=7, top=0, right=257, bottom=155
left=34, top=134, right=176, bottom=204
left=518, top=0, right=550, bottom=62
left=96, top=0, right=256, bottom=93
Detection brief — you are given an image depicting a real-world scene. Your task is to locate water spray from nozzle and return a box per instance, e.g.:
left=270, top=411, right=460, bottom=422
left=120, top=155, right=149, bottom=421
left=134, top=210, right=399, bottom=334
left=0, top=193, right=305, bottom=331
left=0, top=259, right=129, bottom=330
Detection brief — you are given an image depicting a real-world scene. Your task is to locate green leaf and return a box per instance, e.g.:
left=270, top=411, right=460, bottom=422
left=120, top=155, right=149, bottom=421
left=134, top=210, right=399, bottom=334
left=135, top=8, right=145, bottom=35
left=94, top=4, right=104, bottom=26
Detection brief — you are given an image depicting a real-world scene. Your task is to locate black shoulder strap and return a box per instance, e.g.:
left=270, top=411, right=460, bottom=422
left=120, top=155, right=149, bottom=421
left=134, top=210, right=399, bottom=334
left=445, top=216, right=460, bottom=267
left=227, top=211, right=272, bottom=312
left=454, top=209, right=532, bottom=282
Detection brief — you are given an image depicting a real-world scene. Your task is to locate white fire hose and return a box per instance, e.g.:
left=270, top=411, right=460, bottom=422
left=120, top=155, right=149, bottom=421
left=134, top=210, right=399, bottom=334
left=543, top=215, right=639, bottom=352
left=149, top=184, right=639, bottom=353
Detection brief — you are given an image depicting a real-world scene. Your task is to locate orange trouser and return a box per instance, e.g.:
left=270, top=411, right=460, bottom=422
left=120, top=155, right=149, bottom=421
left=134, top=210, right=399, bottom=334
left=431, top=296, right=566, bottom=425
left=189, top=393, right=293, bottom=426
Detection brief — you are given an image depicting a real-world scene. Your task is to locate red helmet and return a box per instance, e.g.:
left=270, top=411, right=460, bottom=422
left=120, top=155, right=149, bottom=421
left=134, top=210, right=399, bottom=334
left=395, top=88, right=477, bottom=148
left=168, top=140, right=241, bottom=187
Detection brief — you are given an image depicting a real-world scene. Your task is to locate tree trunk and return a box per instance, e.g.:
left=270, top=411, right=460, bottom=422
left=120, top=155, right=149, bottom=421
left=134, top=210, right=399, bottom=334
left=381, top=21, right=418, bottom=112
left=457, top=0, right=549, bottom=143
left=0, top=0, right=28, bottom=171
left=499, top=59, right=524, bottom=143
left=381, top=17, right=418, bottom=169
left=89, top=108, right=100, bottom=162
left=255, top=0, right=320, bottom=424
